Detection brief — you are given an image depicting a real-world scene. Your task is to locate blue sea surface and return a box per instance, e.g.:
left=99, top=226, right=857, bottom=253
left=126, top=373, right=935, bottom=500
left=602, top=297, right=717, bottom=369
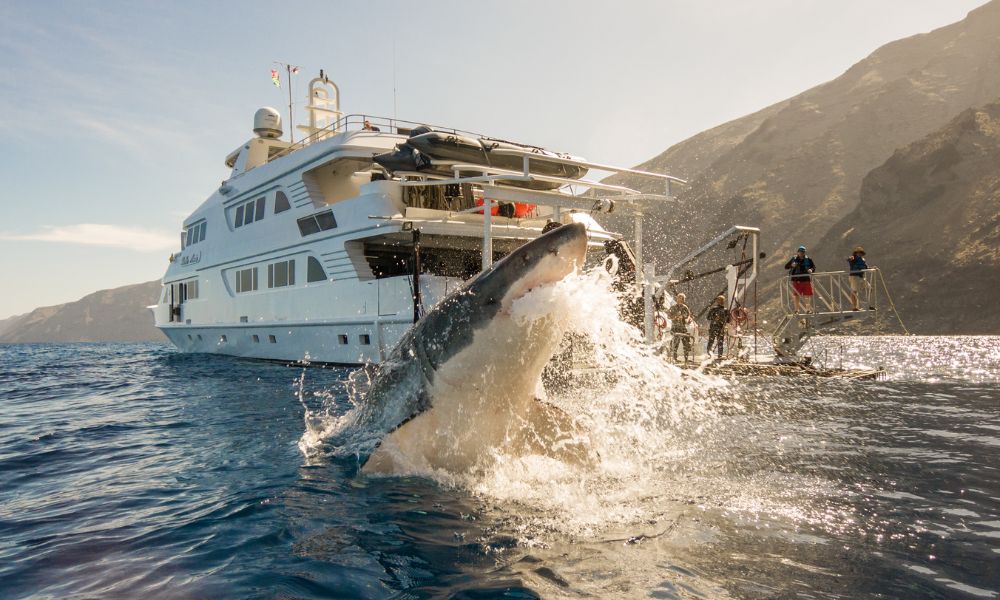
left=0, top=338, right=998, bottom=599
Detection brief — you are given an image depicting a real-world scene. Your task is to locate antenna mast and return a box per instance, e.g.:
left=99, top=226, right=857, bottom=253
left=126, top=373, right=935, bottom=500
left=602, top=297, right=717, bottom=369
left=273, top=61, right=301, bottom=143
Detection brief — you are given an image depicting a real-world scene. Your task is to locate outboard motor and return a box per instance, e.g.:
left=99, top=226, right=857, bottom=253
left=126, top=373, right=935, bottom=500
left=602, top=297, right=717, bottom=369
left=373, top=143, right=432, bottom=173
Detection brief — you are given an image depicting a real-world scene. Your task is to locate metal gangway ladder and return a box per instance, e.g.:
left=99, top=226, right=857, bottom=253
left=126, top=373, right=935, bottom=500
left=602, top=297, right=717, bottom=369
left=772, top=268, right=885, bottom=358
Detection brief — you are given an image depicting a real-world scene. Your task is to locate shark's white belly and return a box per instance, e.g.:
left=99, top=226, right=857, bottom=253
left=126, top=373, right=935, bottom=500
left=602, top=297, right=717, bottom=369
left=365, top=311, right=569, bottom=474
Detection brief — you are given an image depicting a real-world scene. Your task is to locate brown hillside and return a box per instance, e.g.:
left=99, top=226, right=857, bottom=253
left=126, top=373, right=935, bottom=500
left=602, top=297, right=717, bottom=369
left=819, top=100, right=1000, bottom=334
left=601, top=0, right=1000, bottom=333
left=0, top=281, right=165, bottom=343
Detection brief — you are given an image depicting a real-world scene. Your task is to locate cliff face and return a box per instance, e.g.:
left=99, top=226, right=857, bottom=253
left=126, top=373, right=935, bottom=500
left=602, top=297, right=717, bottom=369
left=819, top=100, right=1000, bottom=334
left=601, top=0, right=1000, bottom=333
left=0, top=281, right=164, bottom=343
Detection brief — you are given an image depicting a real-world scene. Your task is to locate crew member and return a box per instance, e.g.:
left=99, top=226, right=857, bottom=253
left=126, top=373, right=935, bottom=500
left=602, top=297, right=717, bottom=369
left=362, top=119, right=381, bottom=132
left=784, top=245, right=816, bottom=313
left=705, top=295, right=731, bottom=359
left=667, top=293, right=693, bottom=363
left=847, top=245, right=869, bottom=311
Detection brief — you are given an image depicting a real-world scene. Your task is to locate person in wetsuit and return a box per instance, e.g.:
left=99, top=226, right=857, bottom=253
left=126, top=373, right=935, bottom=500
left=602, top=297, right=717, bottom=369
left=784, top=245, right=816, bottom=313
left=667, top=293, right=693, bottom=363
left=705, top=295, right=731, bottom=359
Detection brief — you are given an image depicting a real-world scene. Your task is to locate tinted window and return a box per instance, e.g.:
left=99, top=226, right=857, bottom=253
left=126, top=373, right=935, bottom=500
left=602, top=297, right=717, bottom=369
left=198, top=222, right=206, bottom=242
left=316, top=211, right=337, bottom=231
left=274, top=191, right=291, bottom=214
left=255, top=197, right=265, bottom=220
left=244, top=200, right=255, bottom=225
left=297, top=216, right=320, bottom=236
left=307, top=257, right=326, bottom=282
left=267, top=260, right=295, bottom=288
left=235, top=205, right=244, bottom=228
left=236, top=267, right=258, bottom=293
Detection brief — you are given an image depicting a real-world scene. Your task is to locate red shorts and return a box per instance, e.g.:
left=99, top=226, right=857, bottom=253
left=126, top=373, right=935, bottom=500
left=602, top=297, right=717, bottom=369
left=792, top=279, right=813, bottom=296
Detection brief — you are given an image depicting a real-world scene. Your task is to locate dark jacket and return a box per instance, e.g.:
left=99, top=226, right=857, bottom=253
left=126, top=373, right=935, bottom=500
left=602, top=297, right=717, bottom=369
left=847, top=255, right=868, bottom=276
left=706, top=305, right=730, bottom=330
left=784, top=256, right=815, bottom=281
left=667, top=303, right=691, bottom=333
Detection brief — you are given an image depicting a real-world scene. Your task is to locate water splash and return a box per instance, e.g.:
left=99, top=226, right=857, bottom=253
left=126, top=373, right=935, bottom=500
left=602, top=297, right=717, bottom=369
left=298, top=265, right=750, bottom=538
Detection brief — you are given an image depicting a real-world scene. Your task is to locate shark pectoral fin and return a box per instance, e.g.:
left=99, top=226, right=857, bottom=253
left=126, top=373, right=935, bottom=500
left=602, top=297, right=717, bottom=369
left=519, top=400, right=594, bottom=465
left=361, top=409, right=440, bottom=475
left=362, top=441, right=399, bottom=475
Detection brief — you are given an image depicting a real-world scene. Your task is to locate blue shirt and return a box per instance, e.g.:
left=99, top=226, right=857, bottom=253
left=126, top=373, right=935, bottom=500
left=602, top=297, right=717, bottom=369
left=848, top=255, right=868, bottom=276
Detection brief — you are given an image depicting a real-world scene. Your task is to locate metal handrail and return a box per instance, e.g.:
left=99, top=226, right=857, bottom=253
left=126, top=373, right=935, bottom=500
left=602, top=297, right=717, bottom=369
left=779, top=269, right=878, bottom=315
left=271, top=114, right=501, bottom=161
left=269, top=114, right=687, bottom=188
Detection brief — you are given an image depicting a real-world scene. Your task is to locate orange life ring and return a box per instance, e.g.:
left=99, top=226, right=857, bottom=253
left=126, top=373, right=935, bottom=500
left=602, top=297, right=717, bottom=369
left=654, top=314, right=668, bottom=329
left=730, top=306, right=749, bottom=324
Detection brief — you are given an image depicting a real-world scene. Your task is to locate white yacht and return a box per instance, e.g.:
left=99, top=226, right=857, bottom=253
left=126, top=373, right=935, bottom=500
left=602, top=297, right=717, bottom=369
left=153, top=74, right=683, bottom=364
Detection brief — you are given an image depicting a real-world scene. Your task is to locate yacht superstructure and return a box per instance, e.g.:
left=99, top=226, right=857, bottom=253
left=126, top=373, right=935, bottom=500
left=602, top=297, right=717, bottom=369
left=153, top=74, right=683, bottom=364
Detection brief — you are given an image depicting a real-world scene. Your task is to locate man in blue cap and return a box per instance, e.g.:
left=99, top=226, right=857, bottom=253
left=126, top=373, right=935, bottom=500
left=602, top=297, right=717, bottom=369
left=784, top=245, right=816, bottom=313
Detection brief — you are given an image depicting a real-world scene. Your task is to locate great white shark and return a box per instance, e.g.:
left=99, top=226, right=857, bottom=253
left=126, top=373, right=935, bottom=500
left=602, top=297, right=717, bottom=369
left=354, top=222, right=591, bottom=474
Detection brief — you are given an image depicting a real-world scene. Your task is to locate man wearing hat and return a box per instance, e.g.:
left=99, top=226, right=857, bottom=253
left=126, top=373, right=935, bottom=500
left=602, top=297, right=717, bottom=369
left=846, top=246, right=870, bottom=311
left=784, top=246, right=816, bottom=313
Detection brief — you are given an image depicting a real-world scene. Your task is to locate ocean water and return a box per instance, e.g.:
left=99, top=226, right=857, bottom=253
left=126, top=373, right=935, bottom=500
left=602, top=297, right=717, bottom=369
left=1, top=333, right=998, bottom=599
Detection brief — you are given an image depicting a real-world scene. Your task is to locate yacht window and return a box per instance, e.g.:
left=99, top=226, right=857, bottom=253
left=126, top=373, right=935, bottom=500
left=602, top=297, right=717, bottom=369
left=359, top=334, right=371, bottom=345
left=268, top=334, right=277, bottom=343
left=274, top=191, right=291, bottom=214
left=252, top=334, right=260, bottom=343
left=306, top=257, right=327, bottom=282
left=236, top=267, right=258, bottom=293
left=337, top=334, right=348, bottom=345
left=297, top=210, right=337, bottom=236
left=183, top=221, right=207, bottom=246
left=297, top=216, right=320, bottom=236
left=244, top=199, right=255, bottom=225
left=315, top=211, right=336, bottom=230
left=234, top=197, right=265, bottom=228
left=183, top=279, right=199, bottom=299
left=267, top=259, right=295, bottom=288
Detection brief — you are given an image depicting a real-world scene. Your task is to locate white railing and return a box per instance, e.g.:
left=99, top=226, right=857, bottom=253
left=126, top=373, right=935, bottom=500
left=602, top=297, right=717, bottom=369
left=779, top=269, right=879, bottom=315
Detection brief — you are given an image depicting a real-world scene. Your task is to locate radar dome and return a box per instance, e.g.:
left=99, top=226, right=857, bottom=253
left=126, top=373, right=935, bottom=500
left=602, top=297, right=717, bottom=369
left=253, top=107, right=282, bottom=139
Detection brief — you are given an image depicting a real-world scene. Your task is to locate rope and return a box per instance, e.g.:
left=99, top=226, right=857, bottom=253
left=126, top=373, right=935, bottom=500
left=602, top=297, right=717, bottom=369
left=877, top=270, right=911, bottom=335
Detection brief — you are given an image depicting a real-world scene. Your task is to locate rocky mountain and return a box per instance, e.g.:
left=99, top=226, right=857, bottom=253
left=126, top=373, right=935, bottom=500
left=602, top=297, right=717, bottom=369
left=602, top=0, right=1000, bottom=332
left=0, top=281, right=165, bottom=343
left=818, top=99, right=1000, bottom=334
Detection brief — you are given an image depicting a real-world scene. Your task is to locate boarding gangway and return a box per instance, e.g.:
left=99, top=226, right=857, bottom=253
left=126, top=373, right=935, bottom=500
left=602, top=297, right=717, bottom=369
left=771, top=269, right=886, bottom=358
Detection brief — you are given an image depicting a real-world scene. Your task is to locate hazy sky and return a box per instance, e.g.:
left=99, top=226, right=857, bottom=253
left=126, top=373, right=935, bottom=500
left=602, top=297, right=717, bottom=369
left=0, top=0, right=988, bottom=319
